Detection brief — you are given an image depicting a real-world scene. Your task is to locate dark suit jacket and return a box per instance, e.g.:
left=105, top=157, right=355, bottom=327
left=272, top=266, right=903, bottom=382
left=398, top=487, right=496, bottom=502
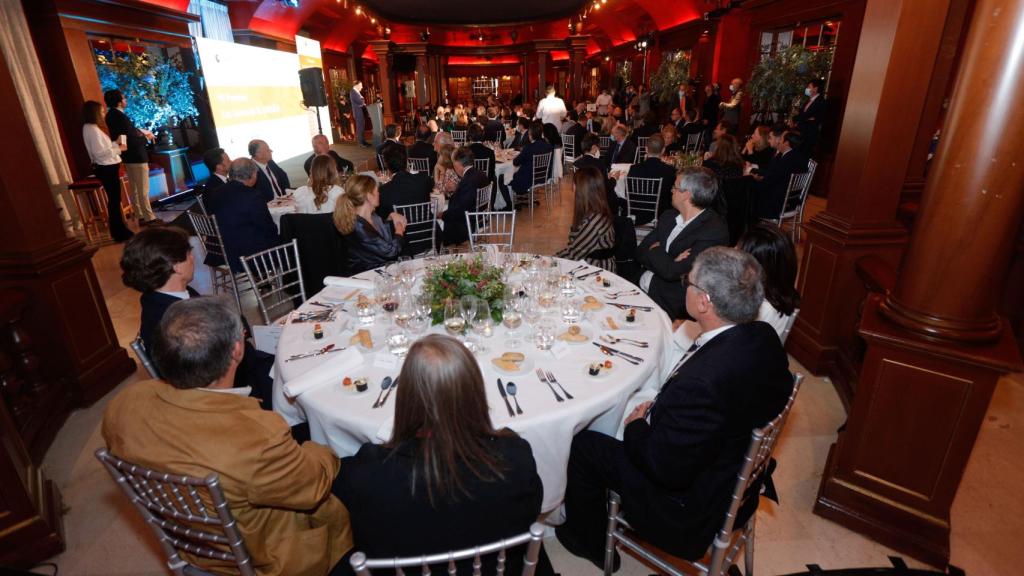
left=604, top=138, right=637, bottom=167
left=375, top=170, right=431, bottom=220
left=628, top=123, right=660, bottom=144
left=626, top=158, right=678, bottom=224
left=304, top=150, right=354, bottom=176
left=252, top=159, right=292, bottom=203
left=407, top=141, right=438, bottom=174
left=701, top=94, right=720, bottom=128
left=755, top=149, right=809, bottom=220
left=204, top=180, right=281, bottom=273
left=204, top=174, right=227, bottom=193
left=484, top=118, right=505, bottom=143
left=680, top=121, right=704, bottom=136
left=104, top=108, right=148, bottom=163
left=468, top=142, right=496, bottom=182
left=510, top=130, right=528, bottom=151
left=443, top=167, right=488, bottom=245
left=376, top=139, right=403, bottom=169
left=795, top=95, right=826, bottom=150
left=334, top=434, right=542, bottom=576
left=637, top=209, right=729, bottom=319
left=510, top=139, right=553, bottom=193
left=564, top=122, right=587, bottom=158
left=621, top=322, right=793, bottom=559
left=139, top=287, right=202, bottom=352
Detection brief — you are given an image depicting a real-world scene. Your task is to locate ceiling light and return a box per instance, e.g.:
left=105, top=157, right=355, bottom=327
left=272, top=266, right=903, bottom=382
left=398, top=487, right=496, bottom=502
left=355, top=6, right=361, bottom=14
left=370, top=17, right=376, bottom=23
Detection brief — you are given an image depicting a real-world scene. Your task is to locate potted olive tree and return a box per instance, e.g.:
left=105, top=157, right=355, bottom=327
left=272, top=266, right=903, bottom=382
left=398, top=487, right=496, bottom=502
left=747, top=44, right=832, bottom=125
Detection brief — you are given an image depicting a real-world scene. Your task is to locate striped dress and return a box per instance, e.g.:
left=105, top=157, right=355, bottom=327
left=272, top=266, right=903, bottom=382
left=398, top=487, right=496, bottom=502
left=557, top=214, right=616, bottom=272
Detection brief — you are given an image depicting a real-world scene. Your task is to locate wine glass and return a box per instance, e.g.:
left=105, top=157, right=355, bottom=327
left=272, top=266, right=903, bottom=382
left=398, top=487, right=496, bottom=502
left=502, top=296, right=524, bottom=349
left=407, top=310, right=429, bottom=339
left=471, top=299, right=495, bottom=352
left=443, top=299, right=465, bottom=336
left=377, top=278, right=398, bottom=320
left=460, top=295, right=479, bottom=348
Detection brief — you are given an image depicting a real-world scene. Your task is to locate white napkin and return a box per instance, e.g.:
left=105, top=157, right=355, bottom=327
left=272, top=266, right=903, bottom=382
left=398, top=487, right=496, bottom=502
left=375, top=417, right=394, bottom=442
left=323, top=276, right=374, bottom=291
left=283, top=347, right=364, bottom=398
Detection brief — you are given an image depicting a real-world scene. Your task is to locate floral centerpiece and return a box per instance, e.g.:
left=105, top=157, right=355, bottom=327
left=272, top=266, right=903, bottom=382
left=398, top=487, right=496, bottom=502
left=422, top=257, right=506, bottom=325
left=673, top=151, right=704, bottom=171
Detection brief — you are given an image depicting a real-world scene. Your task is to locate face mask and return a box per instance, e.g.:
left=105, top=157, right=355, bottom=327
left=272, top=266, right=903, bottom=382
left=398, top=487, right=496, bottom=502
left=805, top=88, right=813, bottom=97
left=729, top=85, right=736, bottom=93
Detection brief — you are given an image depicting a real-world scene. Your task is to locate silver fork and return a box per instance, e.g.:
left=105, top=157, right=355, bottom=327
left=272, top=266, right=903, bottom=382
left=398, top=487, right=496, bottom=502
left=600, top=334, right=649, bottom=348
left=544, top=370, right=574, bottom=400
left=604, top=290, right=640, bottom=300
left=535, top=369, right=564, bottom=402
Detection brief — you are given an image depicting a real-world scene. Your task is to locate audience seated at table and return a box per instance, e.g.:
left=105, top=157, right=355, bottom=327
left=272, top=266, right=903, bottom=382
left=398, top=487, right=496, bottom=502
left=433, top=143, right=460, bottom=197
left=294, top=155, right=345, bottom=215
left=510, top=116, right=531, bottom=150
left=574, top=133, right=621, bottom=215
left=201, top=147, right=230, bottom=193
left=678, top=108, right=704, bottom=137
left=510, top=120, right=554, bottom=203
left=557, top=247, right=794, bottom=569
left=483, top=106, right=504, bottom=143
left=439, top=147, right=487, bottom=246
left=743, top=125, right=776, bottom=171
left=556, top=166, right=616, bottom=272
left=661, top=124, right=683, bottom=155
left=120, top=225, right=275, bottom=407
left=304, top=134, right=355, bottom=177
left=669, top=107, right=686, bottom=135
left=334, top=174, right=406, bottom=275
left=636, top=167, right=729, bottom=319
left=705, top=120, right=736, bottom=156
left=203, top=158, right=281, bottom=273
left=376, top=124, right=404, bottom=170
left=408, top=125, right=439, bottom=174
left=625, top=134, right=677, bottom=224
left=702, top=134, right=745, bottom=180
left=673, top=223, right=801, bottom=351
left=249, top=139, right=291, bottom=202
left=466, top=123, right=496, bottom=182
left=332, top=334, right=553, bottom=576
left=375, top=144, right=431, bottom=221
left=604, top=124, right=637, bottom=167
left=753, top=130, right=809, bottom=219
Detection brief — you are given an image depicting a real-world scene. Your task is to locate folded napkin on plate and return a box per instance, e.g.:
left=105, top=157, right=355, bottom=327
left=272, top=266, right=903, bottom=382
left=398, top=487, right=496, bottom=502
left=323, top=276, right=374, bottom=290
left=283, top=347, right=364, bottom=398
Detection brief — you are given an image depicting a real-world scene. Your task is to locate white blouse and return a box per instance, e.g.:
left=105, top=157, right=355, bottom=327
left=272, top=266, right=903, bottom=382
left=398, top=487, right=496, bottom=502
left=82, top=123, right=120, bottom=166
left=293, top=184, right=344, bottom=214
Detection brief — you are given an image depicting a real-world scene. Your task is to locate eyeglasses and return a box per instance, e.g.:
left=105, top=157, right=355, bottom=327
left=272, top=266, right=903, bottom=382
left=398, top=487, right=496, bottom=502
left=683, top=276, right=711, bottom=303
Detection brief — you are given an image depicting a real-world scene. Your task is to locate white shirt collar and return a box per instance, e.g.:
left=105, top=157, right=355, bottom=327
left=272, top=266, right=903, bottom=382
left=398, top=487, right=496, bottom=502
left=253, top=160, right=269, bottom=170
left=157, top=289, right=191, bottom=300
left=695, top=324, right=735, bottom=347
left=215, top=173, right=228, bottom=183
left=200, top=386, right=252, bottom=396
left=677, top=209, right=704, bottom=229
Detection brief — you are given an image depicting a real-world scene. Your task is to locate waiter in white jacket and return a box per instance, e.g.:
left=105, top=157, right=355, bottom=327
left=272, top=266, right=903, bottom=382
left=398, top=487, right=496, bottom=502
left=535, top=85, right=567, bottom=127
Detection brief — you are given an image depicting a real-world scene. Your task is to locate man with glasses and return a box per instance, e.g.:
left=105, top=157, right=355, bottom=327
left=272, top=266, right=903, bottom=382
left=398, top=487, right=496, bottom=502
left=557, top=247, right=794, bottom=569
left=636, top=167, right=729, bottom=319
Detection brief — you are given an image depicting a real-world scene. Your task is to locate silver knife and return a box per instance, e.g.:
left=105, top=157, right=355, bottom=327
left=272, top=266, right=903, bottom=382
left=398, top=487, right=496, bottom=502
left=496, top=378, right=516, bottom=418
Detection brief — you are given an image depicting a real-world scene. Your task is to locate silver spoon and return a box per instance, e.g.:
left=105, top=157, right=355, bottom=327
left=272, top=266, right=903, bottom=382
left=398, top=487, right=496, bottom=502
left=505, top=382, right=523, bottom=415
left=600, top=334, right=649, bottom=348
left=372, top=376, right=393, bottom=408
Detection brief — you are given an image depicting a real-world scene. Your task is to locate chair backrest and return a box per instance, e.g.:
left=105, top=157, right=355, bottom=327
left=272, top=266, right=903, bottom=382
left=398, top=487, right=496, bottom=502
left=599, top=135, right=611, bottom=153
left=193, top=194, right=209, bottom=216
left=636, top=136, right=650, bottom=163
left=624, top=177, right=663, bottom=224
left=376, top=153, right=385, bottom=171
left=188, top=211, right=243, bottom=314
left=394, top=201, right=437, bottom=256
left=95, top=448, right=256, bottom=576
left=706, top=373, right=804, bottom=576
left=350, top=522, right=545, bottom=576
left=279, top=212, right=349, bottom=294
left=562, top=134, right=577, bottom=162
left=466, top=211, right=516, bottom=251
left=476, top=183, right=493, bottom=212
left=452, top=130, right=467, bottom=145
left=780, top=171, right=813, bottom=217
left=408, top=157, right=430, bottom=174
left=779, top=309, right=799, bottom=344
left=530, top=152, right=552, bottom=188
left=685, top=131, right=703, bottom=153
left=130, top=335, right=161, bottom=379
left=474, top=157, right=491, bottom=176
left=240, top=239, right=307, bottom=324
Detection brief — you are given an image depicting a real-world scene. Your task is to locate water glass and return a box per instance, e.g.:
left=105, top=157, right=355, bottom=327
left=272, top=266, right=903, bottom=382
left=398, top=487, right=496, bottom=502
left=472, top=300, right=495, bottom=339
left=386, top=327, right=410, bottom=358
left=356, top=296, right=375, bottom=325
left=559, top=273, right=576, bottom=296
left=560, top=296, right=581, bottom=324
left=533, top=321, right=556, bottom=351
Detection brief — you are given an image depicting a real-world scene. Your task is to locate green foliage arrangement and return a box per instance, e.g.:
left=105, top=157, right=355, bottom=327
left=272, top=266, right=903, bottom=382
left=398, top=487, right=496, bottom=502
left=673, top=151, right=705, bottom=171
left=95, top=51, right=198, bottom=136
left=422, top=257, right=506, bottom=324
left=747, top=45, right=833, bottom=121
left=651, top=50, right=691, bottom=103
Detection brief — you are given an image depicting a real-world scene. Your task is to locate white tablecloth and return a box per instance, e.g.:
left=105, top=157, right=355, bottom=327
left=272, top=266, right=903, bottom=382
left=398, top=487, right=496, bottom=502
left=273, top=256, right=675, bottom=512
left=611, top=163, right=633, bottom=199
left=268, top=197, right=297, bottom=231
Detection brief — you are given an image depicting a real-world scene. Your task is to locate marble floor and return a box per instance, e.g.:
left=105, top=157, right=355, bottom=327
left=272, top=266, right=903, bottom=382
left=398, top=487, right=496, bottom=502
left=44, top=141, right=1023, bottom=575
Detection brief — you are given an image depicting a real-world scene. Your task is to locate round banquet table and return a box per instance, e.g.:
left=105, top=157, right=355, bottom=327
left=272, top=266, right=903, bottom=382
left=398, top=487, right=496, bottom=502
left=272, top=255, right=676, bottom=512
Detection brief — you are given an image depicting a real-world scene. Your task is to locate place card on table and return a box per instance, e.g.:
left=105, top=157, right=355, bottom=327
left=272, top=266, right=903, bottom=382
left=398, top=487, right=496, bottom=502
left=253, top=324, right=283, bottom=355
left=550, top=340, right=572, bottom=360
left=373, top=352, right=399, bottom=369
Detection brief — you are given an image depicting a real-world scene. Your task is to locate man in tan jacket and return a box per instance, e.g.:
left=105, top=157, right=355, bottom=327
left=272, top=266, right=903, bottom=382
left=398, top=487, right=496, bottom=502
left=103, top=297, right=352, bottom=575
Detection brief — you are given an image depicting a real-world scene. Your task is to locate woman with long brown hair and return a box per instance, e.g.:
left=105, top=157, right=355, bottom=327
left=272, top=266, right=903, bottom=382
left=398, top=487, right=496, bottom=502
left=334, top=335, right=550, bottom=574
left=293, top=155, right=344, bottom=214
left=556, top=165, right=616, bottom=272
left=433, top=143, right=459, bottom=197
left=742, top=124, right=774, bottom=169
left=333, top=174, right=406, bottom=273
left=702, top=133, right=744, bottom=179
left=81, top=100, right=133, bottom=242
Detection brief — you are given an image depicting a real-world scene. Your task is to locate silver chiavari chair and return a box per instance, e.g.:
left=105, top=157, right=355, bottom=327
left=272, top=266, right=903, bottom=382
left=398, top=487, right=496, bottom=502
left=476, top=183, right=493, bottom=212
left=394, top=201, right=437, bottom=256
left=636, top=136, right=650, bottom=163
left=624, top=177, right=663, bottom=243
left=685, top=131, right=704, bottom=154
left=350, top=523, right=545, bottom=576
left=95, top=448, right=257, bottom=576
left=604, top=374, right=805, bottom=576
left=452, top=129, right=468, bottom=145
left=188, top=211, right=247, bottom=315
left=129, top=334, right=160, bottom=379
left=466, top=211, right=516, bottom=251
left=562, top=133, right=578, bottom=167
left=763, top=159, right=816, bottom=243
left=522, top=151, right=552, bottom=222
left=239, top=239, right=307, bottom=325
left=474, top=157, right=491, bottom=178
left=599, top=135, right=611, bottom=156
left=407, top=157, right=430, bottom=174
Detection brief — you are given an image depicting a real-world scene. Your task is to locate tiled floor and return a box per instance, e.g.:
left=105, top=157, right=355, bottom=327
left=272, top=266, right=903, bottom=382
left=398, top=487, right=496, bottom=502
left=44, top=142, right=1022, bottom=575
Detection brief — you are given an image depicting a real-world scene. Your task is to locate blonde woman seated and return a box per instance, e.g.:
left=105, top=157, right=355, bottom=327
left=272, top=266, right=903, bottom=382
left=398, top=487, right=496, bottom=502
left=556, top=166, right=616, bottom=272
left=433, top=143, right=460, bottom=197
left=333, top=174, right=407, bottom=274
left=293, top=155, right=344, bottom=214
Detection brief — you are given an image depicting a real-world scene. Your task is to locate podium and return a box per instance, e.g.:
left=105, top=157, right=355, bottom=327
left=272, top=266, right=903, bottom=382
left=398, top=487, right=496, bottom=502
left=367, top=101, right=383, bottom=149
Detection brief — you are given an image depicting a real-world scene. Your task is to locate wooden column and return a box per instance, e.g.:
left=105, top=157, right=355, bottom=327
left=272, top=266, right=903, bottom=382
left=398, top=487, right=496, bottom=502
left=537, top=51, right=548, bottom=100
left=567, top=35, right=589, bottom=104
left=366, top=40, right=395, bottom=124
left=787, top=0, right=968, bottom=402
left=814, top=0, right=1024, bottom=565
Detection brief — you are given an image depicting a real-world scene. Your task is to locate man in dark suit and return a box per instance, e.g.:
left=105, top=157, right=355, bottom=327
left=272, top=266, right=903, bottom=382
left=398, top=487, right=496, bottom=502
left=701, top=83, right=721, bottom=140
left=407, top=125, right=439, bottom=175
left=669, top=107, right=685, bottom=135
left=204, top=158, right=281, bottom=273
left=562, top=110, right=588, bottom=159
left=483, top=107, right=504, bottom=143
left=509, top=121, right=554, bottom=206
left=794, top=78, right=826, bottom=154
left=558, top=247, right=793, bottom=569
left=466, top=123, right=496, bottom=183
left=510, top=116, right=531, bottom=150
left=604, top=125, right=637, bottom=168
left=375, top=145, right=431, bottom=220
left=376, top=124, right=404, bottom=169
left=625, top=134, right=677, bottom=225
left=350, top=80, right=369, bottom=146
left=679, top=108, right=704, bottom=136
left=248, top=139, right=291, bottom=203
left=303, top=134, right=354, bottom=176
left=753, top=130, right=809, bottom=220
left=201, top=147, right=230, bottom=193
left=574, top=133, right=621, bottom=216
left=636, top=168, right=729, bottom=319
left=439, top=147, right=488, bottom=246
